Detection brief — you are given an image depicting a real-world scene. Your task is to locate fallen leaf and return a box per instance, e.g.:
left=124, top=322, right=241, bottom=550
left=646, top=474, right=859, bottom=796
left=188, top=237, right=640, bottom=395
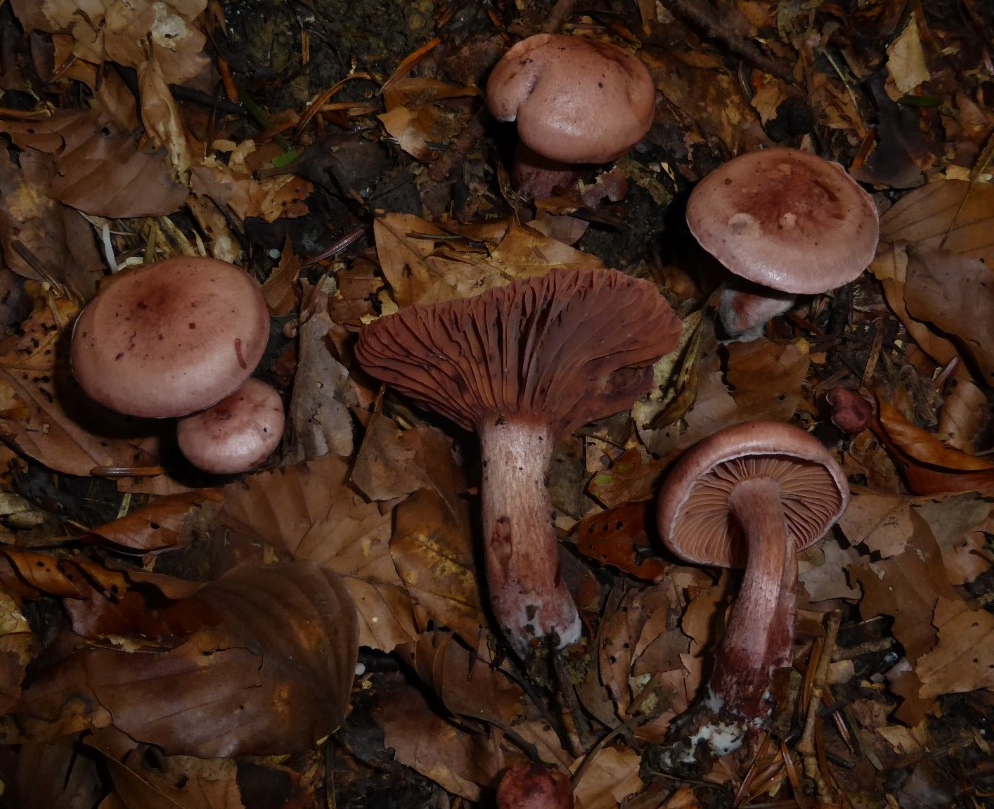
left=903, top=246, right=994, bottom=384
left=916, top=596, right=994, bottom=699
left=376, top=680, right=498, bottom=802
left=391, top=488, right=487, bottom=644
left=13, top=561, right=358, bottom=758
left=221, top=456, right=419, bottom=651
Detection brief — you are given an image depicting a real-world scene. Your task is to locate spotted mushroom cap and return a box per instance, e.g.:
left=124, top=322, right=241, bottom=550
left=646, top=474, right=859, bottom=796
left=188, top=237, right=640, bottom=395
left=486, top=34, right=656, bottom=165
left=657, top=421, right=849, bottom=569
left=686, top=148, right=879, bottom=295
left=354, top=268, right=682, bottom=438
left=71, top=258, right=270, bottom=418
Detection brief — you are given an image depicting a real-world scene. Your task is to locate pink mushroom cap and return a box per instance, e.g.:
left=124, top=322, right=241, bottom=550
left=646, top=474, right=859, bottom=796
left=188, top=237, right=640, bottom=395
left=176, top=378, right=284, bottom=474
left=71, top=257, right=270, bottom=419
left=487, top=34, right=656, bottom=165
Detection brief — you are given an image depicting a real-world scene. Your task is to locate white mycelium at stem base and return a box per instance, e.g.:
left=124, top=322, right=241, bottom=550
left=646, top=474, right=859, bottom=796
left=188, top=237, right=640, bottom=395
left=479, top=418, right=581, bottom=651
left=710, top=477, right=797, bottom=720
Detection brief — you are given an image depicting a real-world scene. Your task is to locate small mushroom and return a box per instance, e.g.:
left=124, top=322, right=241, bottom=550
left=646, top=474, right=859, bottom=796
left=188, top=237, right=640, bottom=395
left=355, top=269, right=681, bottom=653
left=176, top=378, right=285, bottom=474
left=686, top=148, right=879, bottom=340
left=71, top=257, right=270, bottom=418
left=487, top=34, right=655, bottom=198
left=496, top=762, right=573, bottom=809
left=653, top=421, right=848, bottom=764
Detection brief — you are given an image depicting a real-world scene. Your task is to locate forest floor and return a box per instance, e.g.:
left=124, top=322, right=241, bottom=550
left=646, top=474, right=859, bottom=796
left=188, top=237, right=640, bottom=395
left=0, top=0, right=992, bottom=807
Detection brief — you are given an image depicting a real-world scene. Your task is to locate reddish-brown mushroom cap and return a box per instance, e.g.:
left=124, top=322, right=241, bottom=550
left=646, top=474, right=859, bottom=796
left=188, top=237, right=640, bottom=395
left=71, top=257, right=270, bottom=419
left=486, top=34, right=655, bottom=165
left=686, top=148, right=879, bottom=295
left=176, top=378, right=284, bottom=474
left=657, top=420, right=850, bottom=568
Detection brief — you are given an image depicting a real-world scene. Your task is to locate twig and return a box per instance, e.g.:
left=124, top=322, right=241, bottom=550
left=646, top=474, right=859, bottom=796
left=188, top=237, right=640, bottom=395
left=796, top=611, right=842, bottom=803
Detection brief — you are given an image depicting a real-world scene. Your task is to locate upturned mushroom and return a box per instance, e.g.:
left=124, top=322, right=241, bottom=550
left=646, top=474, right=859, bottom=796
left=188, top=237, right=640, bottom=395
left=686, top=148, right=879, bottom=341
left=71, top=257, right=271, bottom=418
left=176, top=378, right=285, bottom=474
left=487, top=34, right=655, bottom=198
left=652, top=421, right=849, bottom=765
left=355, top=269, right=682, bottom=653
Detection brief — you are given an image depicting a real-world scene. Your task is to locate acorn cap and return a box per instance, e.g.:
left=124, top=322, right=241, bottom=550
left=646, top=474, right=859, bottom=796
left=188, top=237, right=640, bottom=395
left=657, top=421, right=849, bottom=568
left=686, top=148, right=879, bottom=295
left=71, top=258, right=270, bottom=418
left=486, top=34, right=655, bottom=165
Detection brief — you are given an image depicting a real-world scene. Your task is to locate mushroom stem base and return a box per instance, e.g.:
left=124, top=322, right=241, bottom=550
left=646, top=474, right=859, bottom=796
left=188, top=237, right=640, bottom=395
left=479, top=418, right=581, bottom=653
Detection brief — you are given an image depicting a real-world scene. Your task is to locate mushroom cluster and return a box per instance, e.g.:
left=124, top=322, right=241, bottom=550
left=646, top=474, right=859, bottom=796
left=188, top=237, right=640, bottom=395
left=70, top=257, right=283, bottom=474
left=487, top=34, right=656, bottom=198
left=355, top=268, right=682, bottom=653
left=651, top=421, right=849, bottom=766
left=687, top=148, right=879, bottom=341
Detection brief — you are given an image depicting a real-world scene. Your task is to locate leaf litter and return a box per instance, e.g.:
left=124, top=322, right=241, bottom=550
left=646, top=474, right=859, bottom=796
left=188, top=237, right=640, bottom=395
left=0, top=0, right=991, bottom=807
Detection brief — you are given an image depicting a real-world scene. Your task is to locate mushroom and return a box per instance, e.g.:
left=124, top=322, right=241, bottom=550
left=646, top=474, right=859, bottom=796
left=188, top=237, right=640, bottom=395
left=496, top=762, right=573, bottom=809
left=653, top=421, right=849, bottom=764
left=176, top=378, right=285, bottom=474
left=487, top=34, right=655, bottom=198
left=686, top=148, right=879, bottom=341
left=71, top=257, right=270, bottom=418
left=355, top=268, right=682, bottom=653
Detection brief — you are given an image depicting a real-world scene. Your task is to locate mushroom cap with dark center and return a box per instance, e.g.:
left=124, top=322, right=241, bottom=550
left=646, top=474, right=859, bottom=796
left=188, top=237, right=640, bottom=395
left=486, top=34, right=656, bottom=165
left=657, top=421, right=849, bottom=568
left=176, top=378, right=285, bottom=474
left=354, top=268, right=682, bottom=437
left=71, top=258, right=270, bottom=418
left=686, top=148, right=879, bottom=295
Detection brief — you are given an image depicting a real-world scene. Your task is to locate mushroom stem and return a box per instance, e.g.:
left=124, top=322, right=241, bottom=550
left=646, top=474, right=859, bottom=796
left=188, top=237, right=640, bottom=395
left=478, top=417, right=582, bottom=653
left=717, top=287, right=796, bottom=341
left=711, top=476, right=796, bottom=719
left=512, top=142, right=582, bottom=199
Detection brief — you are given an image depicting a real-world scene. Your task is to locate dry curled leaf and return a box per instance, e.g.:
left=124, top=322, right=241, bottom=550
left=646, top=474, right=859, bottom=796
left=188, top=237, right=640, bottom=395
left=222, top=456, right=419, bottom=651
left=11, top=561, right=358, bottom=758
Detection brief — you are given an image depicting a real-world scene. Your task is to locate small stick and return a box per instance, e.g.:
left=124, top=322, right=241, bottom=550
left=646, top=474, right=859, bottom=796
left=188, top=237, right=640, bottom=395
left=796, top=611, right=842, bottom=802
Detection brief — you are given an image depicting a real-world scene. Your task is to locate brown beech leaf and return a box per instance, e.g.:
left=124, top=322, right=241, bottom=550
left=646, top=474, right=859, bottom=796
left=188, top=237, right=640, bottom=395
left=0, top=107, right=188, bottom=217
left=915, top=596, right=994, bottom=700
left=848, top=511, right=958, bottom=666
left=571, top=500, right=669, bottom=581
left=87, top=731, right=245, bottom=809
left=391, top=489, right=487, bottom=645
left=587, top=445, right=666, bottom=508
left=0, top=588, right=38, bottom=715
left=0, top=293, right=166, bottom=477
left=878, top=180, right=994, bottom=267
left=873, top=398, right=994, bottom=495
left=572, top=745, right=643, bottom=809
left=83, top=490, right=222, bottom=552
left=0, top=737, right=102, bottom=809
left=286, top=281, right=356, bottom=462
left=903, top=247, right=994, bottom=384
left=9, top=0, right=210, bottom=87
left=352, top=418, right=463, bottom=508
left=725, top=337, right=811, bottom=422
left=222, top=456, right=419, bottom=651
left=14, top=561, right=358, bottom=758
left=376, top=679, right=499, bottom=802
left=405, top=631, right=525, bottom=726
